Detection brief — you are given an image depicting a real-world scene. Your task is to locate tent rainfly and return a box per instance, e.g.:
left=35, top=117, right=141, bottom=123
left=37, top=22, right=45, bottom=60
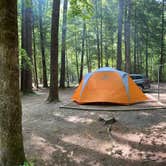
left=72, top=67, right=148, bottom=105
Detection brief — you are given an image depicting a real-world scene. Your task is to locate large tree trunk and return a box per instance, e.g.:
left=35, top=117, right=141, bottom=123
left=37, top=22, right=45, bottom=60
left=0, top=0, right=25, bottom=165
left=21, top=0, right=33, bottom=93
left=124, top=0, right=131, bottom=73
left=47, top=0, right=60, bottom=102
left=79, top=22, right=86, bottom=83
left=39, top=0, right=48, bottom=88
left=60, top=0, right=68, bottom=88
left=116, top=0, right=124, bottom=70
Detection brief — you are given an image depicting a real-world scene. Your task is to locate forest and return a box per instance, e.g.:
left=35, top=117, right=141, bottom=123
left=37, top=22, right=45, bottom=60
left=19, top=0, right=165, bottom=93
left=0, top=0, right=165, bottom=165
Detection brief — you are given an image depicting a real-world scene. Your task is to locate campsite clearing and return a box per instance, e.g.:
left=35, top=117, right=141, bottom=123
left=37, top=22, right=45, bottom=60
left=23, top=87, right=166, bottom=166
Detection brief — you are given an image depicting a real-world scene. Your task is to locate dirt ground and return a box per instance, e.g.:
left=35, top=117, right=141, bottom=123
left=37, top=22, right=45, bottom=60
left=22, top=87, right=166, bottom=166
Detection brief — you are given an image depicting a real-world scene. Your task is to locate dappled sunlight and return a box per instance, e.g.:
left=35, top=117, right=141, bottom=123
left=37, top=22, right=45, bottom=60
left=143, top=122, right=166, bottom=146
left=110, top=122, right=166, bottom=163
left=110, top=140, right=166, bottom=162
left=30, top=134, right=67, bottom=162
left=62, top=134, right=113, bottom=154
left=138, top=112, right=151, bottom=116
left=64, top=115, right=94, bottom=124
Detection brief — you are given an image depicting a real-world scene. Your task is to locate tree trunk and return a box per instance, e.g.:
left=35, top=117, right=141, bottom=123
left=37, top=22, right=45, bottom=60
left=86, top=31, right=91, bottom=72
left=0, top=0, right=26, bottom=165
left=159, top=0, right=165, bottom=81
left=60, top=0, right=68, bottom=88
left=124, top=0, right=131, bottom=73
left=145, top=33, right=149, bottom=77
left=95, top=0, right=101, bottom=68
left=21, top=0, right=33, bottom=93
left=66, top=54, right=70, bottom=87
left=32, top=11, right=38, bottom=89
left=47, top=0, right=60, bottom=102
left=100, top=0, right=103, bottom=67
left=105, top=44, right=109, bottom=67
left=133, top=4, right=137, bottom=73
left=116, top=0, right=124, bottom=70
left=79, top=22, right=86, bottom=83
left=74, top=31, right=80, bottom=83
left=39, top=0, right=48, bottom=88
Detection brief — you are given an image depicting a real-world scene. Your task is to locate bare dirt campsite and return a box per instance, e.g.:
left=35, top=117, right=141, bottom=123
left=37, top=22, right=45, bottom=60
left=23, top=84, right=166, bottom=166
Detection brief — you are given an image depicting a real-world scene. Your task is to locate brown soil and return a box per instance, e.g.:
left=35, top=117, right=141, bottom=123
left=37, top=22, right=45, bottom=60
left=22, top=88, right=166, bottom=166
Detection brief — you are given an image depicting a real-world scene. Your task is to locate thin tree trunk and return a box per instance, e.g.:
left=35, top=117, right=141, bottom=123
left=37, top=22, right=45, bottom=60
left=32, top=6, right=38, bottom=89
left=74, top=31, right=79, bottom=83
left=60, top=0, right=68, bottom=88
left=66, top=54, right=70, bottom=87
left=133, top=4, right=137, bottom=73
left=100, top=0, right=103, bottom=67
left=124, top=0, right=131, bottom=73
left=0, top=0, right=25, bottom=165
left=105, top=44, right=109, bottom=67
left=79, top=22, right=86, bottom=83
left=145, top=33, right=149, bottom=77
left=159, top=0, right=165, bottom=81
left=86, top=31, right=91, bottom=72
left=32, top=18, right=39, bottom=89
left=95, top=0, right=101, bottom=68
left=117, top=0, right=124, bottom=70
left=47, top=0, right=60, bottom=102
left=39, top=0, right=48, bottom=88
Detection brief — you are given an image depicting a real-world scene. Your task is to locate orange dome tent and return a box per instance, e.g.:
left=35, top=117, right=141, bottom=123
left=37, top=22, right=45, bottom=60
left=72, top=67, right=148, bottom=105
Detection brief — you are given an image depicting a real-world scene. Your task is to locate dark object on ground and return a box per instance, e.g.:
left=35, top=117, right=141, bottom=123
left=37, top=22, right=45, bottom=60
left=130, top=74, right=150, bottom=91
left=98, top=116, right=117, bottom=125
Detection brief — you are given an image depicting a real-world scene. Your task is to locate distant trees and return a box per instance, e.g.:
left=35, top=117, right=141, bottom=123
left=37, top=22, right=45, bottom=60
left=0, top=0, right=25, bottom=165
left=18, top=0, right=165, bottom=91
left=47, top=0, right=60, bottom=102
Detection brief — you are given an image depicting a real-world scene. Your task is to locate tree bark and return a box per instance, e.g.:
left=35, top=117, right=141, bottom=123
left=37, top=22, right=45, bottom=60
left=21, top=0, right=33, bottom=93
left=79, top=22, right=86, bottom=83
left=74, top=31, right=80, bottom=83
left=32, top=11, right=38, bottom=89
left=0, top=0, right=25, bottom=165
left=116, top=0, right=124, bottom=70
left=60, top=0, right=68, bottom=88
left=124, top=0, right=131, bottom=73
left=145, top=33, right=149, bottom=77
left=39, top=0, right=48, bottom=88
left=133, top=4, right=137, bottom=73
left=95, top=0, right=101, bottom=68
left=159, top=0, right=165, bottom=81
left=100, top=0, right=103, bottom=67
left=47, top=0, right=60, bottom=102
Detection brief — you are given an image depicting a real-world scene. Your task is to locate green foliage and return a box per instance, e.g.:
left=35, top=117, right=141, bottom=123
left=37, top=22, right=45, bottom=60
left=24, top=0, right=32, bottom=8
left=20, top=161, right=34, bottom=166
left=69, top=0, right=93, bottom=19
left=19, top=49, right=33, bottom=70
